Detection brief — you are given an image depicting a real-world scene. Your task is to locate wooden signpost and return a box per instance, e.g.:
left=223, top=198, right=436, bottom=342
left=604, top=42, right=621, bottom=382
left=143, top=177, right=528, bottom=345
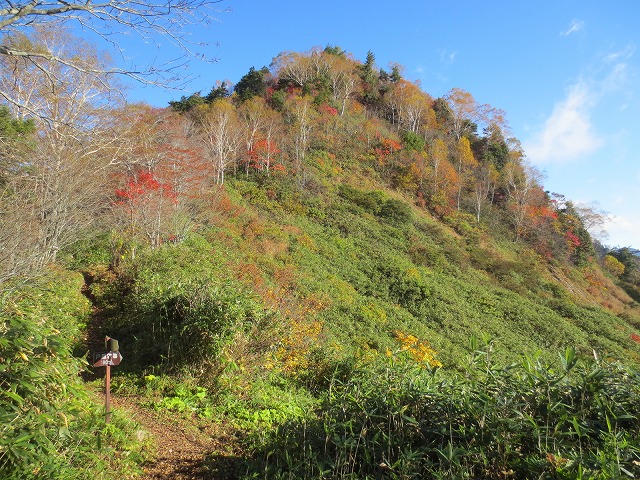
left=93, top=336, right=122, bottom=423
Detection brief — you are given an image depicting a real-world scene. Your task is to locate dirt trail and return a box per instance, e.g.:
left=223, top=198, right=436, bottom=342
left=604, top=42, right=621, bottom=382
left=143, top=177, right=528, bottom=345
left=110, top=395, right=245, bottom=480
left=82, top=276, right=246, bottom=479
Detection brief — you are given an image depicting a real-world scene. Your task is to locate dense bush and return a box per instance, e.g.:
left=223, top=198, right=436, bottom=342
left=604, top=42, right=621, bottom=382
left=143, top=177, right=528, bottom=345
left=94, top=236, right=268, bottom=377
left=337, top=184, right=385, bottom=214
left=379, top=198, right=413, bottom=224
left=247, top=345, right=640, bottom=479
left=0, top=269, right=144, bottom=479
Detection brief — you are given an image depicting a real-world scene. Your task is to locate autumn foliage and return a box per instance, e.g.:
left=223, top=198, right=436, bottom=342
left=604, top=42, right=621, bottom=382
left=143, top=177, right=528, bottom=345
left=115, top=172, right=177, bottom=205
left=392, top=330, right=443, bottom=368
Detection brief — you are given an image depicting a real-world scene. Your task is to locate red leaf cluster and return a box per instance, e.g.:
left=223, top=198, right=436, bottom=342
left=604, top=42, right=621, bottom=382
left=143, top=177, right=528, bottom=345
left=319, top=103, right=338, bottom=116
left=374, top=138, right=402, bottom=159
left=115, top=171, right=177, bottom=204
left=565, top=231, right=582, bottom=248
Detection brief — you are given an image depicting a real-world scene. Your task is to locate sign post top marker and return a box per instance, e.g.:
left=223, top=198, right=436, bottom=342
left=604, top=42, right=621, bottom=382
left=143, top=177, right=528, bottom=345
left=93, top=351, right=123, bottom=367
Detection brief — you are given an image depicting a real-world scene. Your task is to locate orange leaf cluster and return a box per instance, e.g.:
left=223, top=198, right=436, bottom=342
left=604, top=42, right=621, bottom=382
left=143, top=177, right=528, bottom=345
left=374, top=138, right=402, bottom=161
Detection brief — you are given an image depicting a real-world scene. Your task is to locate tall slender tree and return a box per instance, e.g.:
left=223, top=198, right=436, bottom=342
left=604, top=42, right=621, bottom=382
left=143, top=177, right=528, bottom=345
left=454, top=136, right=478, bottom=211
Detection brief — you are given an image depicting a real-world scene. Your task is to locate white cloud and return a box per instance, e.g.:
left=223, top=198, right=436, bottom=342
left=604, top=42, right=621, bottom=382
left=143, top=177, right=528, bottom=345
left=524, top=82, right=602, bottom=164
left=604, top=212, right=640, bottom=248
left=562, top=19, right=584, bottom=36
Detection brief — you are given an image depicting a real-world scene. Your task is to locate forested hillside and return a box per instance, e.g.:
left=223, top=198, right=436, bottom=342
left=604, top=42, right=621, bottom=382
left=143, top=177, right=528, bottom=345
left=2, top=29, right=640, bottom=479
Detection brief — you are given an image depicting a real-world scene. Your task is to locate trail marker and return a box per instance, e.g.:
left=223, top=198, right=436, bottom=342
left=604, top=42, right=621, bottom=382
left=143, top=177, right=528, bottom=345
left=93, top=336, right=122, bottom=423
left=93, top=351, right=123, bottom=367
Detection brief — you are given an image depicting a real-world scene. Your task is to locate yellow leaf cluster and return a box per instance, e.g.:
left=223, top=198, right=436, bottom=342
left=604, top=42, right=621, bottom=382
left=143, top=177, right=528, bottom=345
left=275, top=318, right=323, bottom=374
left=603, top=255, right=625, bottom=277
left=394, top=330, right=443, bottom=368
left=263, top=290, right=327, bottom=375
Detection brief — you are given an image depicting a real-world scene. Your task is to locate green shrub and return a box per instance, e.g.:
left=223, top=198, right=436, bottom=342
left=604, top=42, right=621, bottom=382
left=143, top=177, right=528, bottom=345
left=408, top=242, right=444, bottom=268
left=246, top=345, right=640, bottom=479
left=337, top=184, right=385, bottom=214
left=402, top=131, right=425, bottom=151
left=444, top=211, right=481, bottom=241
left=385, top=267, right=432, bottom=311
left=379, top=198, right=413, bottom=224
left=0, top=270, right=144, bottom=479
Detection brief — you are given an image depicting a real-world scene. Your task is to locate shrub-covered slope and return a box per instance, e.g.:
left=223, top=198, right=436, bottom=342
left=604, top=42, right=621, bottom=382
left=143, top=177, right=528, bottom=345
left=4, top=44, right=640, bottom=479
left=83, top=166, right=640, bottom=376
left=210, top=173, right=640, bottom=369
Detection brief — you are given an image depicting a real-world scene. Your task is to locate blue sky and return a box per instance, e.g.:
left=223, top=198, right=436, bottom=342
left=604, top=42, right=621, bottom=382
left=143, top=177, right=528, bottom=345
left=116, top=1, right=639, bottom=248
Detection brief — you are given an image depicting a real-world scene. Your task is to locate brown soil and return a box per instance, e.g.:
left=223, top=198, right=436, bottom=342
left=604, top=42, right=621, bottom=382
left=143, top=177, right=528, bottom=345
left=110, top=395, right=247, bottom=480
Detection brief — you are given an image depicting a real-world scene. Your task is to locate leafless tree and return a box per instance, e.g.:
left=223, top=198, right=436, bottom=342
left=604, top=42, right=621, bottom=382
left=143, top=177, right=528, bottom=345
left=0, top=28, right=120, bottom=281
left=0, top=0, right=229, bottom=115
left=285, top=95, right=315, bottom=177
left=196, top=98, right=242, bottom=185
left=574, top=201, right=610, bottom=242
left=503, top=161, right=545, bottom=240
left=444, top=87, right=507, bottom=142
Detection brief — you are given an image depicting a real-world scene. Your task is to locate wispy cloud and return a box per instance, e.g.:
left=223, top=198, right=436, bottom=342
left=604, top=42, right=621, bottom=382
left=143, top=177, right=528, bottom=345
left=438, top=49, right=456, bottom=64
left=603, top=45, right=635, bottom=63
left=599, top=46, right=635, bottom=94
left=524, top=44, right=635, bottom=166
left=562, top=19, right=584, bottom=36
left=524, top=82, right=602, bottom=164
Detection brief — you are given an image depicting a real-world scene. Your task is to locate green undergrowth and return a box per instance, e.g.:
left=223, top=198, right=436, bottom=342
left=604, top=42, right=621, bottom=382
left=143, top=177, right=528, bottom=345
left=107, top=368, right=319, bottom=460
left=0, top=269, right=146, bottom=479
left=213, top=374, right=318, bottom=433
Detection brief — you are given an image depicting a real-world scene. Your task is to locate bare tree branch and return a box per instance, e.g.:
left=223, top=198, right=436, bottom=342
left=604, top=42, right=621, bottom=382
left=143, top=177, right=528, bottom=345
left=0, top=1, right=227, bottom=32
left=0, top=0, right=228, bottom=91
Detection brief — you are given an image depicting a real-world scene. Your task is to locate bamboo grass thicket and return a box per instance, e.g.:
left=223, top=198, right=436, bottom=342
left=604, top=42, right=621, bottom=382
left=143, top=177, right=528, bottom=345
left=247, top=343, right=640, bottom=479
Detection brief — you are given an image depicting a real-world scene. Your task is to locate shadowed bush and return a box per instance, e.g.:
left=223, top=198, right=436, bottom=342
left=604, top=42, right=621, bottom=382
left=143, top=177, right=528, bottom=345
left=93, top=236, right=268, bottom=379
